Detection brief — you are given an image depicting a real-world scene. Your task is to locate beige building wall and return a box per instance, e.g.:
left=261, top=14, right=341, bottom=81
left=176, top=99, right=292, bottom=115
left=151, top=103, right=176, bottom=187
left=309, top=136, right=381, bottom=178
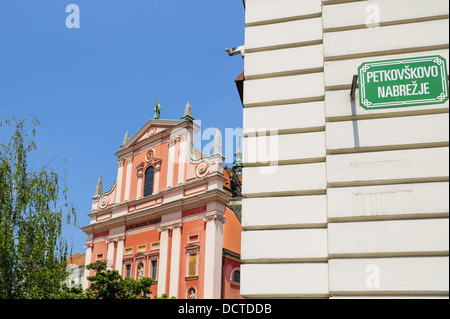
left=240, top=0, right=449, bottom=298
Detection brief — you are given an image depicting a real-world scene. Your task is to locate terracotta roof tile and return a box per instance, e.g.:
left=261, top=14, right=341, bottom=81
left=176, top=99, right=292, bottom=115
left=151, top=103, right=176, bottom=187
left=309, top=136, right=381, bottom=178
left=67, top=253, right=86, bottom=267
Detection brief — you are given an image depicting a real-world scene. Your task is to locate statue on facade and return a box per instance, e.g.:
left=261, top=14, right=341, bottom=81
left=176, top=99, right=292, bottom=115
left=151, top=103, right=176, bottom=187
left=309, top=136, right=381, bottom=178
left=189, top=288, right=196, bottom=299
left=137, top=263, right=144, bottom=279
left=154, top=100, right=161, bottom=119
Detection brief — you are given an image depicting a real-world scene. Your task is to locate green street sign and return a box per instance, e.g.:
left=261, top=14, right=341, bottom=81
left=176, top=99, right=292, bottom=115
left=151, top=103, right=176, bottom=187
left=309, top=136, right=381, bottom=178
left=358, top=55, right=449, bottom=109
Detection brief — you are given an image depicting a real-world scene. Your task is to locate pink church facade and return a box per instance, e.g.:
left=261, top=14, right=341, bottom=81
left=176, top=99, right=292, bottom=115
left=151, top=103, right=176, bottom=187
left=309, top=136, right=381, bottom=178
left=81, top=103, right=243, bottom=299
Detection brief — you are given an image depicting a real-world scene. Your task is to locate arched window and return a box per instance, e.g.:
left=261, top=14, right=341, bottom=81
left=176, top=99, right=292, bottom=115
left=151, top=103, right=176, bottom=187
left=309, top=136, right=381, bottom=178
left=144, top=166, right=154, bottom=197
left=231, top=268, right=240, bottom=284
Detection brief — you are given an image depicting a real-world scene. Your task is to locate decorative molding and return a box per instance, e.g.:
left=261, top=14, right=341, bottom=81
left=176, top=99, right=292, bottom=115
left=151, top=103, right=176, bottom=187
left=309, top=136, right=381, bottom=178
left=148, top=252, right=160, bottom=261
left=126, top=156, right=134, bottom=164
left=126, top=217, right=162, bottom=231
left=158, top=222, right=183, bottom=232
left=180, top=133, right=188, bottom=142
left=115, top=119, right=184, bottom=158
left=134, top=252, right=147, bottom=262
left=148, top=127, right=157, bottom=137
left=203, top=212, right=226, bottom=224
left=136, top=162, right=145, bottom=179
left=158, top=225, right=171, bottom=233
left=169, top=138, right=177, bottom=147
left=144, top=157, right=162, bottom=170
left=195, top=162, right=209, bottom=178
left=145, top=149, right=155, bottom=162
left=185, top=243, right=200, bottom=255
left=99, top=195, right=109, bottom=209
left=170, top=222, right=183, bottom=230
left=123, top=257, right=133, bottom=265
left=108, top=236, right=125, bottom=243
left=131, top=197, right=163, bottom=212
left=96, top=212, right=112, bottom=222
left=184, top=184, right=208, bottom=197
left=188, top=234, right=200, bottom=244
left=117, top=159, right=125, bottom=168
left=154, top=159, right=162, bottom=171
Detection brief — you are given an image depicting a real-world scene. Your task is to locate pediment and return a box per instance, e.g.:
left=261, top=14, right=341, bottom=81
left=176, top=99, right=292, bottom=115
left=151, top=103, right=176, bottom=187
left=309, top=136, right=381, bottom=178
left=135, top=126, right=165, bottom=143
left=134, top=251, right=147, bottom=259
left=185, top=243, right=200, bottom=254
left=117, top=119, right=184, bottom=154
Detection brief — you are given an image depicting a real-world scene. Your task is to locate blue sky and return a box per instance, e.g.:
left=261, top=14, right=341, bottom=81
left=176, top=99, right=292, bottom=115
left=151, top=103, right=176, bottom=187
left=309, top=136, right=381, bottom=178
left=0, top=1, right=245, bottom=254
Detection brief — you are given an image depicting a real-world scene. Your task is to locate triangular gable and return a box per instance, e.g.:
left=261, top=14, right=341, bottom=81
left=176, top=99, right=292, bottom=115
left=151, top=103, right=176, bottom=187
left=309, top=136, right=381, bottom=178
left=119, top=119, right=184, bottom=152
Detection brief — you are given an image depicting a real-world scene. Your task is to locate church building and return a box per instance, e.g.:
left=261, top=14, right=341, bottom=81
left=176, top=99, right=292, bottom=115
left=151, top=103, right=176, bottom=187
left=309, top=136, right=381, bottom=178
left=81, top=102, right=243, bottom=299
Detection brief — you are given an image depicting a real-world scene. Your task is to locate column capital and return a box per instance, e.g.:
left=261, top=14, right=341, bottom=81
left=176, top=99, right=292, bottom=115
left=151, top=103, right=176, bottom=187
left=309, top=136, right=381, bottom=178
left=126, top=156, right=133, bottom=164
left=180, top=133, right=188, bottom=142
left=108, top=236, right=125, bottom=243
left=84, top=243, right=93, bottom=249
left=158, top=225, right=171, bottom=233
left=170, top=222, right=183, bottom=230
left=169, top=138, right=177, bottom=147
left=203, top=212, right=226, bottom=224
left=159, top=222, right=183, bottom=232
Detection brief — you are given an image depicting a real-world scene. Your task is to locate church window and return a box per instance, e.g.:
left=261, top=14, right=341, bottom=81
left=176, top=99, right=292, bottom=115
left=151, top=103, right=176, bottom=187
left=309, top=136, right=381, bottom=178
left=125, top=264, right=131, bottom=278
left=151, top=260, right=158, bottom=280
left=144, top=166, right=154, bottom=197
left=231, top=269, right=240, bottom=283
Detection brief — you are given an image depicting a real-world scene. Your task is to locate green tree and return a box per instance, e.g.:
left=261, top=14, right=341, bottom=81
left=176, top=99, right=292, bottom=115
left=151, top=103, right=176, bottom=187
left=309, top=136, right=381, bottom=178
left=52, top=282, right=85, bottom=299
left=0, top=117, right=77, bottom=298
left=85, top=260, right=153, bottom=299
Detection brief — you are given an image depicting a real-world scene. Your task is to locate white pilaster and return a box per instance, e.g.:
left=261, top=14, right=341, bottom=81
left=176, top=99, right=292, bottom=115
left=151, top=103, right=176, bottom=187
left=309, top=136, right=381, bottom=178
left=115, top=159, right=124, bottom=204
left=167, top=139, right=176, bottom=188
left=187, top=129, right=194, bottom=155
left=136, top=168, right=143, bottom=199
left=124, top=156, right=133, bottom=202
left=178, top=135, right=187, bottom=185
left=106, top=240, right=115, bottom=271
left=154, top=163, right=161, bottom=194
left=115, top=237, right=125, bottom=276
left=157, top=226, right=170, bottom=296
left=169, top=223, right=183, bottom=298
left=82, top=243, right=93, bottom=290
left=203, top=212, right=226, bottom=299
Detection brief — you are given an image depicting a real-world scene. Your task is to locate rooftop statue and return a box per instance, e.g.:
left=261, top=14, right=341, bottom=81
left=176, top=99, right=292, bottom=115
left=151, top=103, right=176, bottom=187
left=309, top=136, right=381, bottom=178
left=154, top=99, right=161, bottom=119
